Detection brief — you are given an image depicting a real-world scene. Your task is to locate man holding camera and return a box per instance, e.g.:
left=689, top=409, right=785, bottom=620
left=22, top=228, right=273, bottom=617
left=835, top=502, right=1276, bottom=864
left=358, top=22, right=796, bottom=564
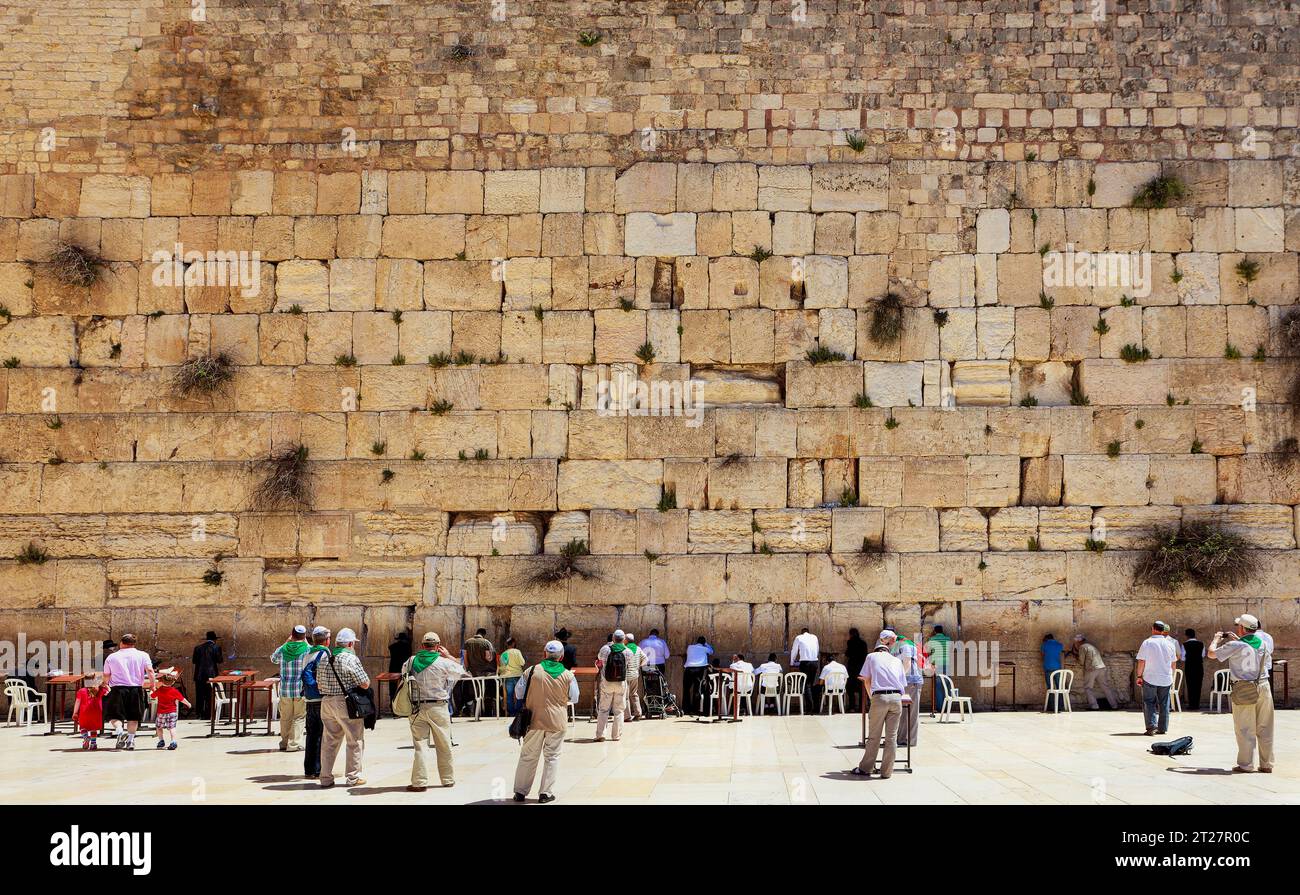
left=1208, top=615, right=1274, bottom=774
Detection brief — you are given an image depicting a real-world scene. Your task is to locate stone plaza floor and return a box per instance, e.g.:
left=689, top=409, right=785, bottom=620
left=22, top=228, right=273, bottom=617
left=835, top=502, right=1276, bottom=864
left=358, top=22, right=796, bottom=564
left=2, top=707, right=1295, bottom=805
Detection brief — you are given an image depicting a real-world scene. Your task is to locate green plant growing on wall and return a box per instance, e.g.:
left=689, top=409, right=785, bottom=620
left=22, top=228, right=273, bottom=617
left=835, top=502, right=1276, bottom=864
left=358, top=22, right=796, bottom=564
left=391, top=353, right=406, bottom=365
left=932, top=309, right=949, bottom=327
left=1039, top=291, right=1054, bottom=310
left=1019, top=395, right=1038, bottom=407
left=252, top=444, right=311, bottom=511
left=577, top=30, right=602, bottom=46
left=1235, top=258, right=1259, bottom=283
left=853, top=392, right=873, bottom=408
left=334, top=354, right=357, bottom=367
left=749, top=245, right=773, bottom=263
left=17, top=542, right=49, bottom=565
left=1070, top=382, right=1090, bottom=406
left=428, top=353, right=451, bottom=368
left=805, top=345, right=846, bottom=364
left=838, top=487, right=858, bottom=507
left=1084, top=538, right=1107, bottom=553
left=370, top=440, right=386, bottom=456
left=657, top=486, right=677, bottom=511
left=381, top=468, right=395, bottom=484
left=172, top=352, right=235, bottom=396
left=1133, top=523, right=1260, bottom=593
left=845, top=132, right=867, bottom=153
left=1131, top=174, right=1186, bottom=209
left=635, top=341, right=657, bottom=363
left=1223, top=343, right=1241, bottom=360
left=517, top=538, right=602, bottom=588
left=1106, top=440, right=1122, bottom=457
left=409, top=449, right=426, bottom=461
left=474, top=448, right=489, bottom=461
left=3, top=357, right=20, bottom=368
left=884, top=416, right=899, bottom=429
left=869, top=294, right=905, bottom=345
left=1094, top=317, right=1110, bottom=336
left=45, top=415, right=62, bottom=430
left=430, top=400, right=453, bottom=415
left=618, top=297, right=635, bottom=311
left=1119, top=344, right=1150, bottom=363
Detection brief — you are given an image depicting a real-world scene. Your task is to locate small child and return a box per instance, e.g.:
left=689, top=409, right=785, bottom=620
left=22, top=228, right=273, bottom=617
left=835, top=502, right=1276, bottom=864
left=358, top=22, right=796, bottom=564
left=74, top=674, right=108, bottom=750
left=151, top=672, right=190, bottom=750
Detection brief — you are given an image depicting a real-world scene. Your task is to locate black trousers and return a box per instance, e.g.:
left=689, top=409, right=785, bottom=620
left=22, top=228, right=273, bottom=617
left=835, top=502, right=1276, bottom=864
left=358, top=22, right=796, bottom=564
left=193, top=676, right=212, bottom=720
left=846, top=668, right=864, bottom=711
left=798, top=661, right=819, bottom=713
left=682, top=667, right=707, bottom=715
left=1185, top=663, right=1203, bottom=709
left=304, top=701, right=323, bottom=776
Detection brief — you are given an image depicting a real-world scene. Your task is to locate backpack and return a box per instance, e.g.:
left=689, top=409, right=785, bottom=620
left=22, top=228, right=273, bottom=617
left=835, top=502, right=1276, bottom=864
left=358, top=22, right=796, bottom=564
left=1150, top=735, right=1193, bottom=757
left=603, top=648, right=627, bottom=682
left=301, top=650, right=326, bottom=700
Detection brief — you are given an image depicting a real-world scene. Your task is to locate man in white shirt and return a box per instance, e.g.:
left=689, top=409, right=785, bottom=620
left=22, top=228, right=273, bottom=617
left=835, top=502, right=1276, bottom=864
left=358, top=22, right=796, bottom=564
left=640, top=629, right=669, bottom=676
left=728, top=653, right=755, bottom=699
left=623, top=633, right=649, bottom=721
left=851, top=631, right=907, bottom=778
left=103, top=633, right=156, bottom=750
left=1135, top=621, right=1179, bottom=736
left=1208, top=614, right=1274, bottom=773
left=595, top=630, right=631, bottom=741
left=682, top=636, right=714, bottom=716
left=817, top=654, right=848, bottom=713
left=790, top=628, right=820, bottom=714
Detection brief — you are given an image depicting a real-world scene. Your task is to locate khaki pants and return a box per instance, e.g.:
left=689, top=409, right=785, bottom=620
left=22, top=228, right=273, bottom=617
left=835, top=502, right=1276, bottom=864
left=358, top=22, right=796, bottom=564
left=1231, top=682, right=1274, bottom=771
left=409, top=702, right=454, bottom=787
left=514, top=728, right=565, bottom=797
left=1082, top=667, right=1119, bottom=710
left=278, top=696, right=306, bottom=751
left=858, top=693, right=902, bottom=778
left=595, top=680, right=626, bottom=739
left=320, top=696, right=365, bottom=786
left=626, top=675, right=643, bottom=719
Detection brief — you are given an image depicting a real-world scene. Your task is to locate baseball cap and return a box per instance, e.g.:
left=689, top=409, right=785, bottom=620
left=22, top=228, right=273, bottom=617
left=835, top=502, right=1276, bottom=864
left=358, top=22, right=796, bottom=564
left=1234, top=614, right=1259, bottom=630
left=336, top=627, right=358, bottom=644
left=544, top=640, right=564, bottom=656
left=312, top=625, right=330, bottom=636
left=421, top=631, right=441, bottom=645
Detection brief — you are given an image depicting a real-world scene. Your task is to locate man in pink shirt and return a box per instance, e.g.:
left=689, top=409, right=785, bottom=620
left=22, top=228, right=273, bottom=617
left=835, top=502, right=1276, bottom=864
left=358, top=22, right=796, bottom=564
left=103, top=634, right=156, bottom=750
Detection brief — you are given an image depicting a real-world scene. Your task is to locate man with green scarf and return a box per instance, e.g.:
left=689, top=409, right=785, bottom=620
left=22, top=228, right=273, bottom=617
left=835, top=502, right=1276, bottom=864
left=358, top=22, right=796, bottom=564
left=513, top=640, right=579, bottom=803
left=595, top=630, right=630, bottom=741
left=270, top=625, right=313, bottom=752
left=401, top=631, right=466, bottom=792
left=1209, top=614, right=1275, bottom=774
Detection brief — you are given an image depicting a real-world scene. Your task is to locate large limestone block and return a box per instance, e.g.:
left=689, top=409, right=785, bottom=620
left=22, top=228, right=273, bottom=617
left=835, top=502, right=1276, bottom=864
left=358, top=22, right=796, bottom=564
left=476, top=556, right=569, bottom=606
left=416, top=459, right=556, bottom=511
left=484, top=170, right=540, bottom=214
left=725, top=554, right=805, bottom=602
left=625, top=213, right=696, bottom=256
left=650, top=555, right=727, bottom=603
left=967, top=455, right=1020, bottom=507
left=0, top=316, right=77, bottom=366
left=1021, top=455, right=1063, bottom=505
left=1016, top=361, right=1074, bottom=406
left=977, top=307, right=1016, bottom=359
left=1091, top=162, right=1161, bottom=208
left=988, top=506, right=1038, bottom=550
left=929, top=254, right=976, bottom=307
left=78, top=175, right=150, bottom=217
left=557, top=460, right=662, bottom=509
left=980, top=552, right=1067, bottom=599
left=636, top=509, right=688, bottom=555
left=1037, top=506, right=1093, bottom=549
left=899, top=553, right=983, bottom=601
left=380, top=215, right=465, bottom=259
left=589, top=509, right=637, bottom=554
left=810, top=164, right=888, bottom=212
left=786, top=360, right=861, bottom=408
left=1089, top=505, right=1179, bottom=549
left=900, top=457, right=966, bottom=508
left=753, top=508, right=831, bottom=552
left=706, top=457, right=787, bottom=509
left=831, top=507, right=885, bottom=552
left=1146, top=454, right=1216, bottom=505
left=939, top=508, right=989, bottom=552
left=615, top=163, right=677, bottom=214
left=1063, top=455, right=1150, bottom=506
left=1078, top=359, right=1172, bottom=405
left=884, top=506, right=940, bottom=552
left=976, top=209, right=1011, bottom=254
left=0, top=559, right=106, bottom=608
left=952, top=360, right=1011, bottom=405
left=446, top=512, right=541, bottom=556
left=544, top=510, right=591, bottom=553
left=692, top=369, right=782, bottom=406
left=627, top=414, right=714, bottom=459
left=863, top=361, right=923, bottom=407
left=687, top=510, right=753, bottom=553
left=1181, top=504, right=1296, bottom=549
left=107, top=557, right=262, bottom=605
left=805, top=553, right=900, bottom=602
left=1235, top=207, right=1285, bottom=252
left=758, top=165, right=812, bottom=211
left=422, top=556, right=479, bottom=605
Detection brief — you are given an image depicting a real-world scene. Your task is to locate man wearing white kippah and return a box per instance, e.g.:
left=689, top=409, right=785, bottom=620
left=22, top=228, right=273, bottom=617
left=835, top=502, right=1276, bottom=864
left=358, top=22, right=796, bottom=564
left=513, top=640, right=579, bottom=803
left=851, top=630, right=906, bottom=779
left=270, top=624, right=312, bottom=753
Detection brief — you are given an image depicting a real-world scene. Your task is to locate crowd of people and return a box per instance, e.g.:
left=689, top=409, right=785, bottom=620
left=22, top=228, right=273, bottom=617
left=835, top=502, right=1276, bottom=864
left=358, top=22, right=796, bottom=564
left=43, top=613, right=1279, bottom=799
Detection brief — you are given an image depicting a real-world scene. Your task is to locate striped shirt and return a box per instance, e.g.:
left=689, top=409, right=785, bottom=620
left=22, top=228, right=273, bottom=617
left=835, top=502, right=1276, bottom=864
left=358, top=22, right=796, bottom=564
left=270, top=642, right=313, bottom=699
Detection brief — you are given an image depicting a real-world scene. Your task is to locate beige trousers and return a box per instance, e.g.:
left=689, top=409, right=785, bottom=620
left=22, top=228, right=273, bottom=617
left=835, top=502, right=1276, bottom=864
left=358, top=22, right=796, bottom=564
left=1231, top=682, right=1274, bottom=771
left=595, top=680, right=626, bottom=739
left=513, top=728, right=565, bottom=797
left=859, top=693, right=903, bottom=778
left=409, top=702, right=454, bottom=787
left=320, top=696, right=365, bottom=786
left=278, top=696, right=306, bottom=751
left=1082, top=667, right=1119, bottom=710
left=626, top=675, right=643, bottom=719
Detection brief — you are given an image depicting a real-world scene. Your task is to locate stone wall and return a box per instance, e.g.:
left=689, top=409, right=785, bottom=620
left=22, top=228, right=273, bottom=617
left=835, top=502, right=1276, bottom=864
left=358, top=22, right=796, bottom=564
left=1, top=1, right=1298, bottom=705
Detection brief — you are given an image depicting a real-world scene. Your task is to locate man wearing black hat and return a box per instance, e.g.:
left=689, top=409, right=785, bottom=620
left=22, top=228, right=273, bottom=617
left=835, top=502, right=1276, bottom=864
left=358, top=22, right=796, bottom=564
left=191, top=631, right=223, bottom=721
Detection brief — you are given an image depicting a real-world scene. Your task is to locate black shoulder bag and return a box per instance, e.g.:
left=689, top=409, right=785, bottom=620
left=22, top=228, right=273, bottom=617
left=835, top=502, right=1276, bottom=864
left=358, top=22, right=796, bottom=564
left=328, top=651, right=378, bottom=728
left=508, top=666, right=535, bottom=740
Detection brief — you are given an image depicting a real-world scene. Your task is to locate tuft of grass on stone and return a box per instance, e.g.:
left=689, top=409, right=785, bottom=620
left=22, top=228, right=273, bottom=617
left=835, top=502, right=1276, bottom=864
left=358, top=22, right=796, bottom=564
left=2, top=357, right=18, bottom=368
left=838, top=487, right=858, bottom=508
left=50, top=242, right=104, bottom=288
left=1119, top=344, right=1151, bottom=363
left=381, top=468, right=395, bottom=484
left=334, top=354, right=357, bottom=367
left=370, top=440, right=386, bottom=456
left=1094, top=317, right=1110, bottom=336
left=1190, top=439, right=1204, bottom=454
left=618, top=297, right=635, bottom=311
left=884, top=416, right=899, bottom=429
left=1133, top=522, right=1260, bottom=593
left=1252, top=344, right=1266, bottom=362
left=17, top=542, right=49, bottom=565
left=657, top=486, right=677, bottom=511
left=1070, top=382, right=1090, bottom=406
left=1019, top=395, right=1038, bottom=407
left=474, top=447, right=490, bottom=461
left=932, top=309, right=949, bottom=328
left=202, top=567, right=223, bottom=586
left=577, top=30, right=602, bottom=46
left=1235, top=258, right=1260, bottom=283
left=1106, top=440, right=1122, bottom=458
left=853, top=392, right=873, bottom=409
left=748, top=245, right=773, bottom=263
left=635, top=341, right=656, bottom=363
left=428, top=352, right=451, bottom=368
left=1084, top=538, right=1107, bottom=553
left=409, top=449, right=426, bottom=461
left=252, top=444, right=312, bottom=512
left=1223, top=343, right=1241, bottom=360
left=1039, top=291, right=1055, bottom=310
left=869, top=294, right=905, bottom=345
left=172, top=352, right=235, bottom=396
left=805, top=344, right=847, bottom=365
left=845, top=132, right=867, bottom=153
left=430, top=399, right=453, bottom=415
left=1131, top=174, right=1186, bottom=209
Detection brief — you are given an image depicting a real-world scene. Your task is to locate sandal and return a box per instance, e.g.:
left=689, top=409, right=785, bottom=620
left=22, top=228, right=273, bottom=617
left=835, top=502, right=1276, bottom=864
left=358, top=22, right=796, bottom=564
left=850, top=767, right=871, bottom=776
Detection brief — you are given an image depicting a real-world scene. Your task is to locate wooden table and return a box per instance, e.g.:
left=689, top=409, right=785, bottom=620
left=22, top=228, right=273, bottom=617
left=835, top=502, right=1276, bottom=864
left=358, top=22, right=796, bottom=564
left=1270, top=659, right=1289, bottom=707
left=207, top=671, right=257, bottom=736
left=45, top=673, right=85, bottom=735
left=373, top=672, right=401, bottom=716
left=236, top=680, right=277, bottom=736
left=991, top=661, right=1017, bottom=711
left=704, top=666, right=743, bottom=723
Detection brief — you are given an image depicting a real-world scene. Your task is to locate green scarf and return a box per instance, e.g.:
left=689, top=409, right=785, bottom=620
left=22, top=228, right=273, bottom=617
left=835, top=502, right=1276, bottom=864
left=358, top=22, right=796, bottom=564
left=610, top=643, right=626, bottom=653
left=410, top=649, right=439, bottom=674
left=278, top=640, right=311, bottom=661
left=540, top=659, right=566, bottom=678
left=626, top=642, right=638, bottom=653
left=1241, top=634, right=1262, bottom=649
left=329, top=646, right=352, bottom=657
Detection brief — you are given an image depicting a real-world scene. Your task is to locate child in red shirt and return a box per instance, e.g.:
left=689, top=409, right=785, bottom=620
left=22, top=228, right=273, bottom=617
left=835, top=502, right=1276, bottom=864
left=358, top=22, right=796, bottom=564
left=74, top=674, right=108, bottom=750
left=151, top=671, right=191, bottom=750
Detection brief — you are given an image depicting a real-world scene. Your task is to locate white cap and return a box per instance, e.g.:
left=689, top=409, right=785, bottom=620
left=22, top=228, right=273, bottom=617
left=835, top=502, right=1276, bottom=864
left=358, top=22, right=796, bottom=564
left=292, top=624, right=307, bottom=635
left=625, top=633, right=635, bottom=641
left=312, top=625, right=330, bottom=637
left=613, top=629, right=626, bottom=640
left=336, top=627, right=358, bottom=644
left=544, top=640, right=564, bottom=656
left=878, top=629, right=897, bottom=643
left=1234, top=614, right=1260, bottom=631
left=1073, top=634, right=1085, bottom=641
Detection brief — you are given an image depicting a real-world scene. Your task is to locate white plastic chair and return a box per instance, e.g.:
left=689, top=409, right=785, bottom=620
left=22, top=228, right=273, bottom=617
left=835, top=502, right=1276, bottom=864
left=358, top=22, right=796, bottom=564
left=755, top=672, right=783, bottom=716
left=268, top=678, right=281, bottom=721
left=698, top=673, right=722, bottom=714
left=938, top=674, right=973, bottom=722
left=820, top=672, right=847, bottom=715
left=211, top=682, right=236, bottom=723
left=470, top=676, right=504, bottom=720
left=1170, top=669, right=1183, bottom=712
left=1044, top=669, right=1074, bottom=713
left=782, top=672, right=807, bottom=716
left=4, top=680, right=27, bottom=725
left=1208, top=669, right=1232, bottom=713
left=6, top=683, right=47, bottom=727
left=732, top=672, right=755, bottom=716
